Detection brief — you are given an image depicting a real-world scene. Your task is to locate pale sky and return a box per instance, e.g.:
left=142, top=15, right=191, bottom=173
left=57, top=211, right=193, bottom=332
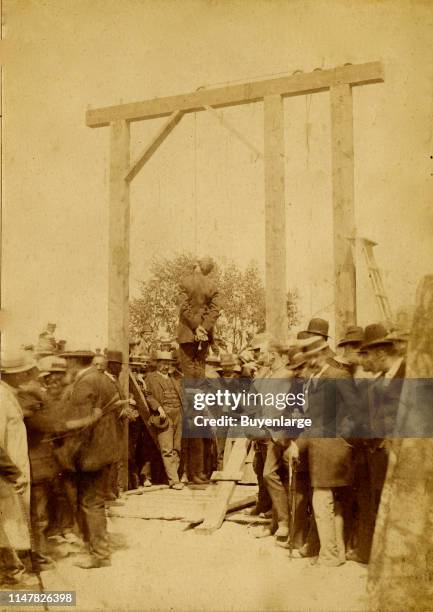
left=2, top=0, right=433, bottom=348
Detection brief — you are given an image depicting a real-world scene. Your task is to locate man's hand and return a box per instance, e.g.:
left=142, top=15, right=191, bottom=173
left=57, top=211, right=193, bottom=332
left=195, top=325, right=209, bottom=342
left=158, top=406, right=167, bottom=419
left=287, top=440, right=300, bottom=466
left=13, top=474, right=28, bottom=495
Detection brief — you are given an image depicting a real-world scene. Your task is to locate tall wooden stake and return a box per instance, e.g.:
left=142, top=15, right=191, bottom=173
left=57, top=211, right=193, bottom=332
left=264, top=94, right=288, bottom=342
left=330, top=84, right=357, bottom=339
left=109, top=119, right=130, bottom=490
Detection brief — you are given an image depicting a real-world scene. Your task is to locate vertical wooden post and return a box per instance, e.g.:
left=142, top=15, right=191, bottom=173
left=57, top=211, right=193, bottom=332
left=109, top=119, right=130, bottom=490
left=263, top=94, right=288, bottom=342
left=330, top=84, right=357, bottom=340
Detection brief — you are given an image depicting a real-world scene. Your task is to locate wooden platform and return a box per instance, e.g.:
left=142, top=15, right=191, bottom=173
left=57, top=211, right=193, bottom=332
left=107, top=483, right=257, bottom=524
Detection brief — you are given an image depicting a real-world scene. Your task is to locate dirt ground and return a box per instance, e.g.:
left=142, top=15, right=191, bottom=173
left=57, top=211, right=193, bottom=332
left=33, top=504, right=369, bottom=612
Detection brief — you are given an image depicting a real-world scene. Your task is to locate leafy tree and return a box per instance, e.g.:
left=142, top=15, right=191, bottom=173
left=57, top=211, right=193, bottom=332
left=130, top=254, right=298, bottom=353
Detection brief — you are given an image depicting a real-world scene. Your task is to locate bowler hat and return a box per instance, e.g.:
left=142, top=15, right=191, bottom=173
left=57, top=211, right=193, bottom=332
left=107, top=350, right=123, bottom=364
left=337, top=326, right=364, bottom=347
left=148, top=414, right=169, bottom=430
left=300, top=318, right=329, bottom=339
left=361, top=324, right=393, bottom=349
left=0, top=352, right=38, bottom=374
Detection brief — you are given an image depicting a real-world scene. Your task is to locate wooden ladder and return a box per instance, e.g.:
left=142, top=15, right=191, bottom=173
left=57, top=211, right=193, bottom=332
left=351, top=237, right=393, bottom=325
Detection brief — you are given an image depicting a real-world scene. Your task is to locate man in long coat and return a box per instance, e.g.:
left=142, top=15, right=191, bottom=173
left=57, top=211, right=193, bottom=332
left=0, top=353, right=34, bottom=585
left=298, top=337, right=359, bottom=566
left=57, top=347, right=122, bottom=569
left=177, top=257, right=220, bottom=483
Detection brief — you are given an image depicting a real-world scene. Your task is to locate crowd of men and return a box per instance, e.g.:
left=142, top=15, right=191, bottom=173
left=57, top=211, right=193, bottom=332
left=0, top=257, right=410, bottom=587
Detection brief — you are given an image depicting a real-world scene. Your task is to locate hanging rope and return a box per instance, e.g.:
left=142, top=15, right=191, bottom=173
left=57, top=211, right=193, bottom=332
left=304, top=93, right=314, bottom=315
left=193, top=112, right=198, bottom=256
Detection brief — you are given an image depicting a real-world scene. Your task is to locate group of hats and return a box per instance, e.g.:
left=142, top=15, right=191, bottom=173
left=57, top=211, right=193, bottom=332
left=336, top=323, right=408, bottom=350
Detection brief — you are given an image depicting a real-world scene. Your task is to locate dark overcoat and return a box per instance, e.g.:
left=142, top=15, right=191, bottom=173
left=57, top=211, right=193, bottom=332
left=59, top=367, right=122, bottom=472
left=369, top=360, right=406, bottom=438
left=301, top=363, right=360, bottom=487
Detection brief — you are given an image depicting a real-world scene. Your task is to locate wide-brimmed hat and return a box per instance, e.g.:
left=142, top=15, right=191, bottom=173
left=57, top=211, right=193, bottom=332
left=337, top=325, right=364, bottom=347
left=298, top=318, right=329, bottom=339
left=361, top=324, right=393, bottom=349
left=106, top=350, right=123, bottom=364
left=287, top=352, right=308, bottom=370
left=206, top=354, right=221, bottom=366
left=220, top=353, right=239, bottom=367
left=0, top=352, right=38, bottom=374
left=58, top=341, right=96, bottom=358
left=129, top=354, right=151, bottom=364
left=302, top=336, right=329, bottom=357
left=155, top=350, right=175, bottom=362
left=37, top=355, right=67, bottom=376
left=59, top=350, right=95, bottom=358
left=387, top=329, right=410, bottom=343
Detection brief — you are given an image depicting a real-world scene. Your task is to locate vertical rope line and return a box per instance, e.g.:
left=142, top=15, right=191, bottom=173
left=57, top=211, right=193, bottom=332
left=193, top=113, right=198, bottom=256
left=305, top=94, right=314, bottom=316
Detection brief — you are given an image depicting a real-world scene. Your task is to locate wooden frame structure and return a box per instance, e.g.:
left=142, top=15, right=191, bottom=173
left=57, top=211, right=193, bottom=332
left=86, top=62, right=384, bottom=487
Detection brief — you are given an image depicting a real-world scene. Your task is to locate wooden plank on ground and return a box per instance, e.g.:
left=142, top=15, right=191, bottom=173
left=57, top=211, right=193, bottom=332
left=195, top=439, right=250, bottom=534
left=210, top=470, right=244, bottom=482
left=225, top=513, right=270, bottom=525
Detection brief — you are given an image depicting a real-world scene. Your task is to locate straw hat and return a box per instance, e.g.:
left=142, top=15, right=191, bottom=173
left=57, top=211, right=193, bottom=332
left=0, top=351, right=38, bottom=374
left=155, top=350, right=175, bottom=362
left=37, top=355, right=67, bottom=376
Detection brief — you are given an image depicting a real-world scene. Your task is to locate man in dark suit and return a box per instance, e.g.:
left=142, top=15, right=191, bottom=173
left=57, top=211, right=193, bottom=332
left=145, top=351, right=184, bottom=489
left=361, top=324, right=406, bottom=519
left=177, top=257, right=220, bottom=378
left=362, top=324, right=406, bottom=438
left=176, top=258, right=220, bottom=484
left=297, top=337, right=359, bottom=566
left=58, top=347, right=122, bottom=569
